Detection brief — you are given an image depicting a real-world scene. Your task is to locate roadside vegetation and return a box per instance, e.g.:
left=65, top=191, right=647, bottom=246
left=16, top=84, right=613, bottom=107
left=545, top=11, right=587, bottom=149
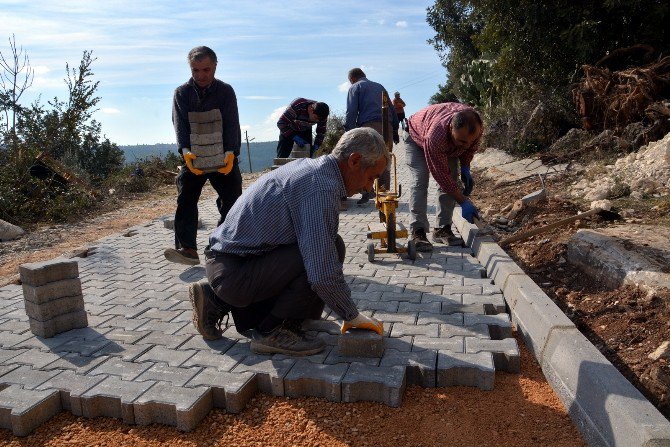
left=0, top=36, right=179, bottom=228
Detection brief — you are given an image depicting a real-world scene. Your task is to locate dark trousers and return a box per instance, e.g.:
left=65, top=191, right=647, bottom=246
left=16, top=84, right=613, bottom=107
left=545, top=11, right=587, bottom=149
left=174, top=160, right=242, bottom=250
left=205, top=234, right=346, bottom=333
left=276, top=129, right=313, bottom=158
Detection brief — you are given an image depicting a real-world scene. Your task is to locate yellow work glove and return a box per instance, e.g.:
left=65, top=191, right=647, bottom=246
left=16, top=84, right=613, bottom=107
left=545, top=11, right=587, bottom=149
left=341, top=313, right=384, bottom=336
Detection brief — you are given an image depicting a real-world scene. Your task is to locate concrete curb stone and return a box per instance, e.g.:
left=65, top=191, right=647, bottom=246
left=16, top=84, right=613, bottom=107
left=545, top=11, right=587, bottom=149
left=452, top=208, right=670, bottom=446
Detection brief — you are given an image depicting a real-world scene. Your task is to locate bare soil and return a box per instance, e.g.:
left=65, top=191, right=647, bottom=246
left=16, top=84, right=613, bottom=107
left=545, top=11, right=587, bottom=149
left=474, top=171, right=670, bottom=420
left=0, top=171, right=586, bottom=445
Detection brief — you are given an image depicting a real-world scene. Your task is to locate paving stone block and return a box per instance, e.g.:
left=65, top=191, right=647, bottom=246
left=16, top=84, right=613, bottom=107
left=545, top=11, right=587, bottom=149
left=182, top=350, right=243, bottom=372
left=22, top=279, right=83, bottom=305
left=89, top=358, right=153, bottom=381
left=42, top=352, right=109, bottom=375
left=8, top=349, right=62, bottom=369
left=390, top=322, right=439, bottom=338
left=324, top=346, right=381, bottom=366
left=463, top=314, right=512, bottom=339
left=436, top=351, right=494, bottom=390
left=341, top=363, right=406, bottom=407
left=135, top=363, right=202, bottom=387
left=412, top=336, right=464, bottom=353
left=465, top=337, right=520, bottom=373
left=36, top=370, right=105, bottom=414
left=380, top=349, right=436, bottom=387
left=187, top=368, right=257, bottom=413
left=0, top=385, right=61, bottom=436
left=284, top=361, right=349, bottom=402
left=462, top=294, right=506, bottom=314
left=231, top=356, right=295, bottom=396
left=0, top=365, right=59, bottom=389
left=19, top=259, right=79, bottom=287
left=133, top=382, right=212, bottom=432
left=23, top=294, right=86, bottom=321
left=338, top=330, right=384, bottom=358
left=28, top=310, right=88, bottom=338
left=136, top=345, right=196, bottom=367
left=93, top=343, right=153, bottom=362
left=80, top=376, right=155, bottom=424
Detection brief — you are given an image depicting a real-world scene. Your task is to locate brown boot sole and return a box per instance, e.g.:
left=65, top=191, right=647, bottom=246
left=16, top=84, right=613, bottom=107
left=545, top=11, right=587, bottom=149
left=189, top=282, right=222, bottom=341
left=165, top=248, right=200, bottom=265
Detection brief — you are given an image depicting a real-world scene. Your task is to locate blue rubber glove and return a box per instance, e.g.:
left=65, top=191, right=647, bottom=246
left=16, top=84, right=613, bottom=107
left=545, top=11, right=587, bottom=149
left=461, top=166, right=474, bottom=196
left=313, top=143, right=320, bottom=152
left=293, top=135, right=307, bottom=147
left=461, top=199, right=479, bottom=224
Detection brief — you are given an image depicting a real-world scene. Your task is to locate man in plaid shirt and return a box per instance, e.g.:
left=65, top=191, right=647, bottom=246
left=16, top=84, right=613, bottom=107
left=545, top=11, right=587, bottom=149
left=405, top=102, right=482, bottom=251
left=276, top=98, right=329, bottom=158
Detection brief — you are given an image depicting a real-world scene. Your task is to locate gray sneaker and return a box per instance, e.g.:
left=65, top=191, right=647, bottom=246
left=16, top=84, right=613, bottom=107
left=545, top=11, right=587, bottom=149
left=251, top=324, right=325, bottom=356
left=411, top=228, right=433, bottom=252
left=189, top=280, right=229, bottom=340
left=432, top=225, right=464, bottom=246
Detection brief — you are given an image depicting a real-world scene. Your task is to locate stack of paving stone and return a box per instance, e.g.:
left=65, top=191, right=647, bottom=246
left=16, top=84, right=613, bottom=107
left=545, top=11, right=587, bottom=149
left=19, top=259, right=88, bottom=338
left=271, top=143, right=310, bottom=170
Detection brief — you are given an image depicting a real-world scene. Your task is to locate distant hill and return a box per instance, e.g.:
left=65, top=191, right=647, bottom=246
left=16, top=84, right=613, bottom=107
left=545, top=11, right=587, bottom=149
left=120, top=141, right=278, bottom=173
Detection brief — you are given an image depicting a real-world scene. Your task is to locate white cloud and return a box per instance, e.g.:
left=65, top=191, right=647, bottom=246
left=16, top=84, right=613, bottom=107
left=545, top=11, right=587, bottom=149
left=396, top=21, right=408, bottom=28
left=338, top=81, right=350, bottom=93
left=32, top=65, right=51, bottom=75
left=377, top=19, right=385, bottom=25
left=267, top=106, right=286, bottom=124
left=101, top=108, right=121, bottom=114
left=243, top=96, right=283, bottom=100
left=240, top=124, right=251, bottom=131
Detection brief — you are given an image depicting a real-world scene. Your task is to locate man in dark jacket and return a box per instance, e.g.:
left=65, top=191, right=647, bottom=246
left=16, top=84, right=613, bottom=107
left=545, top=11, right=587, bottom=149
left=276, top=98, right=329, bottom=158
left=164, top=46, right=243, bottom=265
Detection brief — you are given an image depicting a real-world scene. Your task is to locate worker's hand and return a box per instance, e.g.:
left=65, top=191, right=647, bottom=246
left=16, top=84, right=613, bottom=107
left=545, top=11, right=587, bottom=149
left=393, top=129, right=400, bottom=144
left=293, top=135, right=307, bottom=147
left=341, top=313, right=384, bottom=336
left=461, top=166, right=474, bottom=196
left=461, top=199, right=479, bottom=224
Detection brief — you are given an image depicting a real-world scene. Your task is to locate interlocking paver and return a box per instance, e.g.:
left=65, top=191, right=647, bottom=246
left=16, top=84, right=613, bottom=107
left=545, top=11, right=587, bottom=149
left=0, top=384, right=61, bottom=436
left=284, top=361, right=349, bottom=402
left=0, top=141, right=521, bottom=434
left=186, top=368, right=256, bottom=413
left=18, top=259, right=79, bottom=287
left=133, top=381, right=212, bottom=431
left=341, top=362, right=406, bottom=406
left=80, top=376, right=155, bottom=424
left=37, top=370, right=105, bottom=414
left=436, top=351, right=495, bottom=390
left=338, top=330, right=385, bottom=358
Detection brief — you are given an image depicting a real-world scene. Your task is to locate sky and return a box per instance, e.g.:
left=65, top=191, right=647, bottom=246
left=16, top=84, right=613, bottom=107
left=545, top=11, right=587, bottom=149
left=0, top=0, right=446, bottom=145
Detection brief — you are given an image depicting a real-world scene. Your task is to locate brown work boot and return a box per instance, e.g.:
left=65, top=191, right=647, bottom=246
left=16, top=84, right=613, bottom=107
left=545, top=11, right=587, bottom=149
left=432, top=225, right=464, bottom=246
left=189, top=280, right=229, bottom=340
left=164, top=247, right=200, bottom=265
left=250, top=322, right=325, bottom=356
left=411, top=228, right=433, bottom=252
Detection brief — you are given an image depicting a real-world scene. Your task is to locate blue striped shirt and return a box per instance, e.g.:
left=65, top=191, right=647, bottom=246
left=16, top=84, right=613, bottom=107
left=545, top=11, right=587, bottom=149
left=208, top=155, right=359, bottom=321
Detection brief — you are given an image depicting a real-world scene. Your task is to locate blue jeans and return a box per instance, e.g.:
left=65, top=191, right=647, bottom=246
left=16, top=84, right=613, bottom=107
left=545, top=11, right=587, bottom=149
left=404, top=133, right=458, bottom=233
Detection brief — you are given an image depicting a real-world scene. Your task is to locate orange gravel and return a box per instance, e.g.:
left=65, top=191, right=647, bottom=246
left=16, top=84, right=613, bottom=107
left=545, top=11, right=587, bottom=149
left=0, top=335, right=584, bottom=446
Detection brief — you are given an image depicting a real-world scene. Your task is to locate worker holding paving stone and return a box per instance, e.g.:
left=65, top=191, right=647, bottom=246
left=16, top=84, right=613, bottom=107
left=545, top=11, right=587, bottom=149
left=405, top=102, right=483, bottom=252
left=164, top=46, right=243, bottom=266
left=189, top=128, right=388, bottom=356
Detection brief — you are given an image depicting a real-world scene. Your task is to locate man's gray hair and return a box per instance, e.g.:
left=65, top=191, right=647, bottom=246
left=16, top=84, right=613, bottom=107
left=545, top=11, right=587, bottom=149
left=188, top=46, right=218, bottom=64
left=331, top=128, right=389, bottom=168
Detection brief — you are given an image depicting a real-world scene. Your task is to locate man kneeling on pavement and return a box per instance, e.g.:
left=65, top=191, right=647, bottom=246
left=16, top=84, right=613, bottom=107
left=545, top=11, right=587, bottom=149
left=189, top=128, right=388, bottom=356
